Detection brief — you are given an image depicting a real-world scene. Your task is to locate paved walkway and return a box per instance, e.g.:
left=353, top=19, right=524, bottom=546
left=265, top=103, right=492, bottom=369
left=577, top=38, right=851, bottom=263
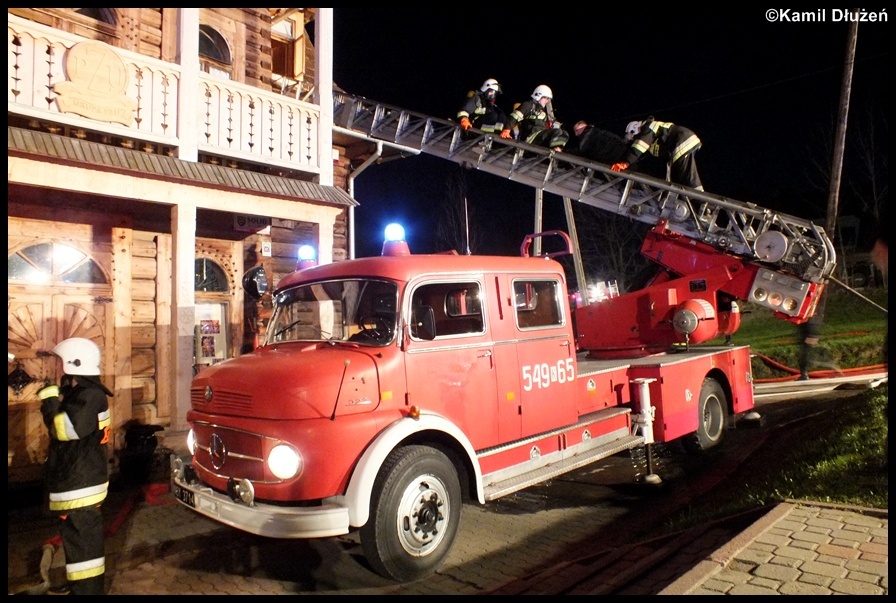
left=660, top=500, right=888, bottom=595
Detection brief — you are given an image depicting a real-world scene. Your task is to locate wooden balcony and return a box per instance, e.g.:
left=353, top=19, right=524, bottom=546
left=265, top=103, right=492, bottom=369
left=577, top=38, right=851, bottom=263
left=7, top=14, right=323, bottom=176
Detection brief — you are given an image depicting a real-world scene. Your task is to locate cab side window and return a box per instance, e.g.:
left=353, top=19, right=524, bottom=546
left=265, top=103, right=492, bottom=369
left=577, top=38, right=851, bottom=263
left=514, top=279, right=563, bottom=329
left=410, top=281, right=484, bottom=338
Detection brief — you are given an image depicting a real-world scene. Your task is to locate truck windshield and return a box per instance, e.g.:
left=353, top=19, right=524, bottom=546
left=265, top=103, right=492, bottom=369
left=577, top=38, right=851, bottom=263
left=265, top=278, right=399, bottom=346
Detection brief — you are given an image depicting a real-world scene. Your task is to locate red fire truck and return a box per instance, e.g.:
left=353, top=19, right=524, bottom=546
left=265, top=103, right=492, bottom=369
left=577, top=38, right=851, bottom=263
left=172, top=94, right=836, bottom=582
left=171, top=219, right=828, bottom=582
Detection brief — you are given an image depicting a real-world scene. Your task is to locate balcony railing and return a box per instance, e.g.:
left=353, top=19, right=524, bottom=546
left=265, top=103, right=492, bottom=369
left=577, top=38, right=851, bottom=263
left=7, top=14, right=322, bottom=175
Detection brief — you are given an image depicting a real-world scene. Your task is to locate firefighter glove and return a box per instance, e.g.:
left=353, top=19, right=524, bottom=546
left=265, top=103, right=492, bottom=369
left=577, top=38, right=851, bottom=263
left=611, top=162, right=629, bottom=172
left=460, top=117, right=472, bottom=130
left=500, top=129, right=512, bottom=139
left=38, top=384, right=60, bottom=400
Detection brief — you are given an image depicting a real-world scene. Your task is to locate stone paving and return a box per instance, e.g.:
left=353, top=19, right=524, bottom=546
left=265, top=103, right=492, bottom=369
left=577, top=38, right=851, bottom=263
left=663, top=501, right=888, bottom=595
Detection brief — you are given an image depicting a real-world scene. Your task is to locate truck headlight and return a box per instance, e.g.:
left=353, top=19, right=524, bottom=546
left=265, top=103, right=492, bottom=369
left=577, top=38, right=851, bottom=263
left=187, top=429, right=196, bottom=455
left=268, top=444, right=301, bottom=479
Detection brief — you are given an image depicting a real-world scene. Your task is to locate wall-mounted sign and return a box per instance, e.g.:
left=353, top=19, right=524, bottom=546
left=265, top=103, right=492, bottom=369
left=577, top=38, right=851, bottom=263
left=54, top=41, right=137, bottom=126
left=234, top=214, right=272, bottom=234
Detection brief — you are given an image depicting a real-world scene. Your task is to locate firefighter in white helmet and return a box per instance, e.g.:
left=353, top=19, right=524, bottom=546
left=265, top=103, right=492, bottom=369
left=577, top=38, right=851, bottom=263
left=500, top=84, right=569, bottom=152
left=457, top=78, right=507, bottom=134
left=38, top=337, right=112, bottom=595
left=612, top=117, right=704, bottom=191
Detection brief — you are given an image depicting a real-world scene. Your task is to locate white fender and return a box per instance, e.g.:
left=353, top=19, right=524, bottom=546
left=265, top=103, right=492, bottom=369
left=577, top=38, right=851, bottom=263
left=336, top=411, right=483, bottom=527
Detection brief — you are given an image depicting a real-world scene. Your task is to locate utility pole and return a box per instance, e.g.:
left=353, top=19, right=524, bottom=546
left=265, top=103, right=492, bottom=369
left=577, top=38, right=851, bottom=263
left=825, top=9, right=858, bottom=244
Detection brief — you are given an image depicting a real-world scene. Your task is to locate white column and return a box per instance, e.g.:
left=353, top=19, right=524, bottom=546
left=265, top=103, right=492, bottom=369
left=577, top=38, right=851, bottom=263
left=177, top=8, right=200, bottom=162
left=315, top=8, right=334, bottom=186
left=171, top=203, right=197, bottom=430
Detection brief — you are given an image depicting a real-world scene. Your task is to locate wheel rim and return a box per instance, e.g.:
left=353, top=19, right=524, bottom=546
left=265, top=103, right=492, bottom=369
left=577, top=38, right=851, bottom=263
left=394, top=474, right=451, bottom=557
left=702, top=394, right=724, bottom=441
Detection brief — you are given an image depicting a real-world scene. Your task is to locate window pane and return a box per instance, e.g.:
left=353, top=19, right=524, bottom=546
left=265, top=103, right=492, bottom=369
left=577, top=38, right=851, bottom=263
left=7, top=254, right=43, bottom=281
left=61, top=260, right=107, bottom=284
left=8, top=243, right=107, bottom=285
left=195, top=258, right=229, bottom=292
left=515, top=280, right=563, bottom=329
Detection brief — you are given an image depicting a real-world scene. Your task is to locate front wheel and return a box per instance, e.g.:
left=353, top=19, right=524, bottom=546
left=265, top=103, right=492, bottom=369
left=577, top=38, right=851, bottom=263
left=683, top=378, right=728, bottom=453
left=360, top=445, right=462, bottom=582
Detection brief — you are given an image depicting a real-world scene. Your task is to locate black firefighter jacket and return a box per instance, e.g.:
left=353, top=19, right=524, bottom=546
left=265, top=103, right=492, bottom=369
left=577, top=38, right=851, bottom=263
left=39, top=376, right=112, bottom=513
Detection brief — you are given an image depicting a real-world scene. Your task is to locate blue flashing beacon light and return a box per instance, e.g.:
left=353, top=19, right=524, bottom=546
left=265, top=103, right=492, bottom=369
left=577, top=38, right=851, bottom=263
left=382, top=223, right=410, bottom=256
left=296, top=244, right=318, bottom=269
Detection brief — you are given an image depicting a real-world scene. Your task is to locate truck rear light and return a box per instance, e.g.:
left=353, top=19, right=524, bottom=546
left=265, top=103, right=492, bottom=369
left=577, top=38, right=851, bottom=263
left=268, top=444, right=301, bottom=479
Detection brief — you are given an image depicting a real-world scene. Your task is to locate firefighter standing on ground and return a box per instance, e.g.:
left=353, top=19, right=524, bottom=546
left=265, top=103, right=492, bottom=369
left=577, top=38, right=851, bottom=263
left=797, top=297, right=825, bottom=380
left=501, top=85, right=569, bottom=151
left=612, top=118, right=704, bottom=190
left=38, top=337, right=112, bottom=595
left=457, top=78, right=507, bottom=134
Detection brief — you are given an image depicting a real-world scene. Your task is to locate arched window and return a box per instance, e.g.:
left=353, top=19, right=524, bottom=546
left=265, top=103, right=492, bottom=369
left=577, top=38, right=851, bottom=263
left=199, top=24, right=232, bottom=80
left=74, top=8, right=115, bottom=24
left=194, top=258, right=229, bottom=293
left=8, top=243, right=108, bottom=285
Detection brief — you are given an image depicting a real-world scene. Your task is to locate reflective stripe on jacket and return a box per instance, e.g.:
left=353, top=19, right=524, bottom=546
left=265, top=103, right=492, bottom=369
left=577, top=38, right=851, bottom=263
left=625, top=120, right=701, bottom=165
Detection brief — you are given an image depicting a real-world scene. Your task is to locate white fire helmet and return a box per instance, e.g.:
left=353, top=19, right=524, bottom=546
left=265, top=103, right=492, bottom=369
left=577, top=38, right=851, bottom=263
left=52, top=337, right=101, bottom=376
left=531, top=85, right=553, bottom=101
left=480, top=78, right=501, bottom=93
left=625, top=120, right=644, bottom=141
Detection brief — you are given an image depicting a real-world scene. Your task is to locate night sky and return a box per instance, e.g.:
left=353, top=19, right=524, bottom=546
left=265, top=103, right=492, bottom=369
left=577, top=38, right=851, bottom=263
left=332, top=8, right=888, bottom=257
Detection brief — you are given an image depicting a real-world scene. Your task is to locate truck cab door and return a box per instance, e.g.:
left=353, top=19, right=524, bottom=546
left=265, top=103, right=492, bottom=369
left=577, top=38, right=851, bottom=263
left=510, top=278, right=578, bottom=437
left=404, top=280, right=500, bottom=449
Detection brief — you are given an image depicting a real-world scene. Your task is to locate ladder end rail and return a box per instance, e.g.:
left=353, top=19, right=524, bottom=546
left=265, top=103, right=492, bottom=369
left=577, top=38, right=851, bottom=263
left=770, top=218, right=838, bottom=282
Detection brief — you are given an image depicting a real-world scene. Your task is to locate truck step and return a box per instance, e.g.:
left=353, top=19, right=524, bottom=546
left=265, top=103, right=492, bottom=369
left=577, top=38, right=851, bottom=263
left=483, top=434, right=645, bottom=501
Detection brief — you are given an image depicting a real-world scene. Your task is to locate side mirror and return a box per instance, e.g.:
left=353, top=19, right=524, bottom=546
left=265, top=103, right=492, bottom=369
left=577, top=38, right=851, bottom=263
left=411, top=305, right=436, bottom=341
left=242, top=266, right=269, bottom=300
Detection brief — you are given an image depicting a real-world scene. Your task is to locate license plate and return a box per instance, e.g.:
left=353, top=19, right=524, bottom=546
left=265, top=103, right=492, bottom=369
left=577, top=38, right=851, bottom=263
left=172, top=483, right=195, bottom=507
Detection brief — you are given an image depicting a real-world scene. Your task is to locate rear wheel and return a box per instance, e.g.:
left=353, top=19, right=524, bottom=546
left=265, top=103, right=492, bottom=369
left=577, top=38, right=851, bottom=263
left=360, top=445, right=461, bottom=582
left=683, top=378, right=727, bottom=453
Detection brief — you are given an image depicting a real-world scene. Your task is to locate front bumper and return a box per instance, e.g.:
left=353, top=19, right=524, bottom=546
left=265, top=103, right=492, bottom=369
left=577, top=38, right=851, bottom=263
left=169, top=455, right=350, bottom=539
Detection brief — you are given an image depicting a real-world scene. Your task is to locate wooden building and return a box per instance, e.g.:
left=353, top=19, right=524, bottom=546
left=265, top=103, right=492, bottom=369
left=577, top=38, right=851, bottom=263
left=7, top=8, right=388, bottom=483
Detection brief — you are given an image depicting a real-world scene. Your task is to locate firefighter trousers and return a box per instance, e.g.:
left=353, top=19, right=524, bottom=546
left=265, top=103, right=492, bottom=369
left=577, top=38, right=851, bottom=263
left=59, top=506, right=106, bottom=595
left=670, top=151, right=703, bottom=191
left=528, top=128, right=569, bottom=150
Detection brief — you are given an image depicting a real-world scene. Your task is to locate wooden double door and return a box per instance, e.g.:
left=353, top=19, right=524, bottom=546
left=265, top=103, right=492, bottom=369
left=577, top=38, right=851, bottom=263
left=7, top=291, right=114, bottom=482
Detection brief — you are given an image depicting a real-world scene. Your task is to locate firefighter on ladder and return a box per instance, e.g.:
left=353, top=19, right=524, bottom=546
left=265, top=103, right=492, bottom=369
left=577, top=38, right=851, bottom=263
left=612, top=118, right=704, bottom=191
left=457, top=78, right=507, bottom=134
left=500, top=85, right=569, bottom=152
left=38, top=338, right=112, bottom=595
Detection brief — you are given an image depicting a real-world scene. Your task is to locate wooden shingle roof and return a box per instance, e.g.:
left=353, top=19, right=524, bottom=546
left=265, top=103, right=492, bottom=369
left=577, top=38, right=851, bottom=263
left=8, top=126, right=358, bottom=208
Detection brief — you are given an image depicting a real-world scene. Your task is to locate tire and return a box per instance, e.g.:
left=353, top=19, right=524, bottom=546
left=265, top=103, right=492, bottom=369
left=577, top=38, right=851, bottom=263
left=360, top=445, right=462, bottom=582
left=683, top=378, right=728, bottom=454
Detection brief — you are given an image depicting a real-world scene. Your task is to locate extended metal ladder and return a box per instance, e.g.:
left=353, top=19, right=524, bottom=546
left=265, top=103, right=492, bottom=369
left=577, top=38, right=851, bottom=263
left=333, top=92, right=836, bottom=284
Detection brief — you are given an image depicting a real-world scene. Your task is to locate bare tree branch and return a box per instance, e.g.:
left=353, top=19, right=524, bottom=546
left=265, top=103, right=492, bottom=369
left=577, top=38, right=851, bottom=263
left=570, top=204, right=651, bottom=293
left=436, top=170, right=483, bottom=254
